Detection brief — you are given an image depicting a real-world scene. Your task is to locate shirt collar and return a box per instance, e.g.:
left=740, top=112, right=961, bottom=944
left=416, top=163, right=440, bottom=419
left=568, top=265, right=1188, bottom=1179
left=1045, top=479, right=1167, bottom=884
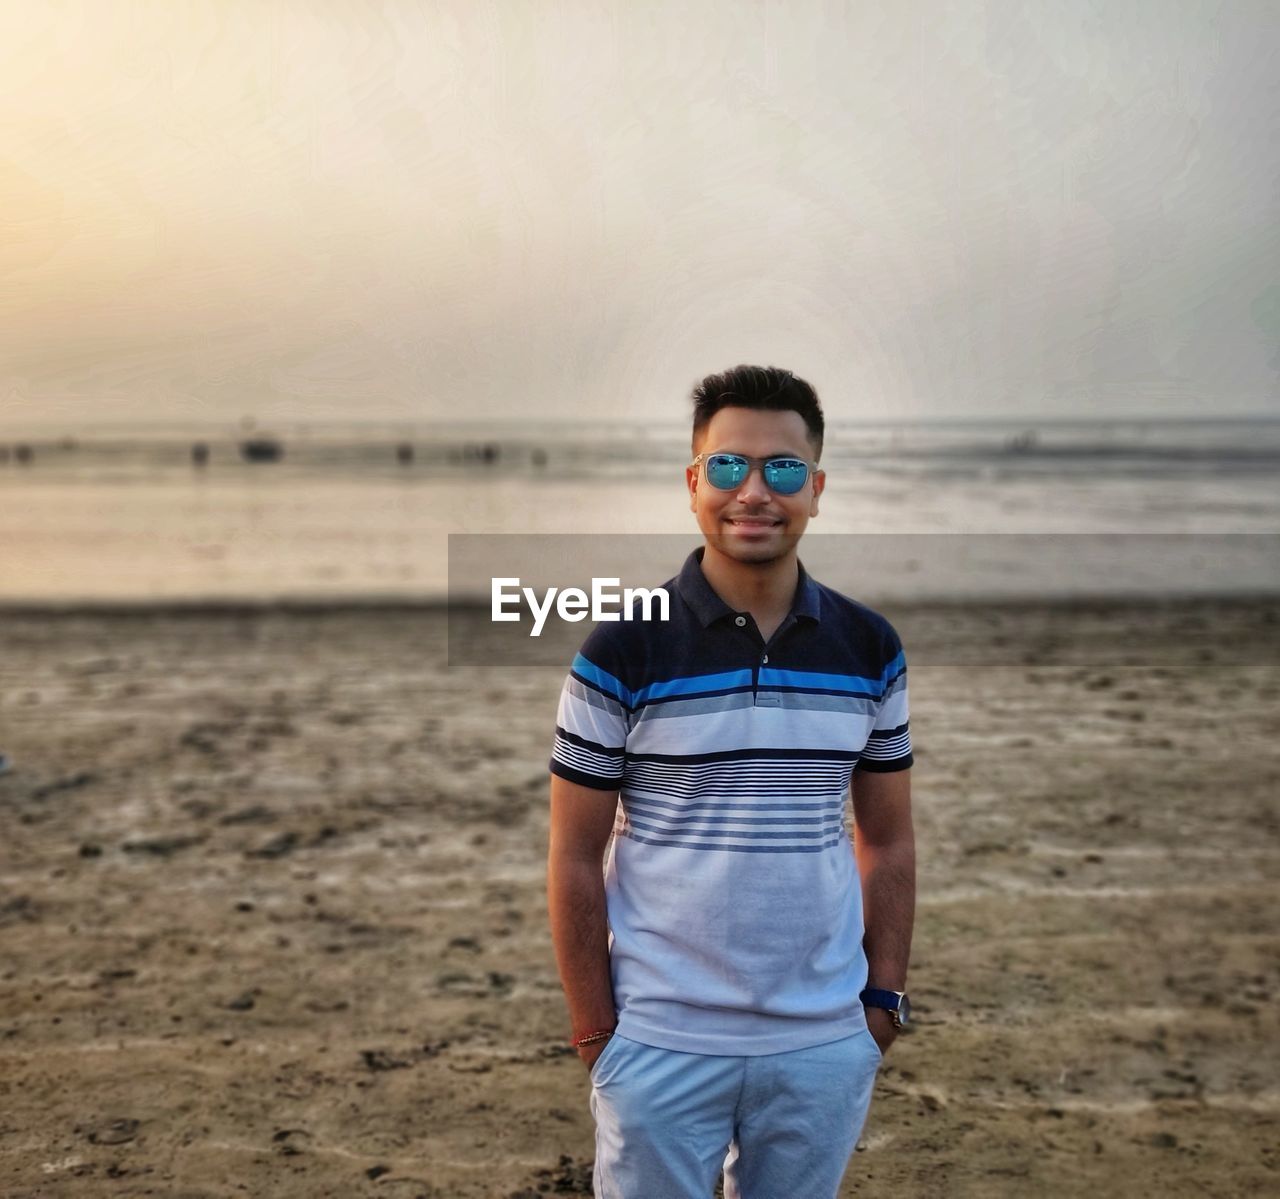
left=676, top=545, right=823, bottom=628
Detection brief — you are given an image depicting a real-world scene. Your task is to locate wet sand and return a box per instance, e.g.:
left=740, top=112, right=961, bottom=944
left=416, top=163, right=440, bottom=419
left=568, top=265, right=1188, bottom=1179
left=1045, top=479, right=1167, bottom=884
left=0, top=599, right=1276, bottom=1197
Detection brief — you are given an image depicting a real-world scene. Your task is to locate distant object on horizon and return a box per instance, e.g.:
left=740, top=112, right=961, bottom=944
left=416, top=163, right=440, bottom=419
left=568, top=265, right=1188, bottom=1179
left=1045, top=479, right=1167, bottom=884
left=396, top=443, right=414, bottom=464
left=191, top=442, right=210, bottom=466
left=446, top=442, right=501, bottom=465
left=14, top=444, right=33, bottom=465
left=1006, top=430, right=1038, bottom=453
left=240, top=438, right=283, bottom=463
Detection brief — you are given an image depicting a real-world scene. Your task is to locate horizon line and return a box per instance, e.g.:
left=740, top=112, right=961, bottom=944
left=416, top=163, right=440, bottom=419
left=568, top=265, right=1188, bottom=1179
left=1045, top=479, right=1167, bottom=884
left=2, top=410, right=1279, bottom=437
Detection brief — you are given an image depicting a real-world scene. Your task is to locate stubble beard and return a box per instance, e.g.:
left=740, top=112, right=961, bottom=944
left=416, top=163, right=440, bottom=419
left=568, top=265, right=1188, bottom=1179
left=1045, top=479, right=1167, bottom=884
left=705, top=529, right=800, bottom=568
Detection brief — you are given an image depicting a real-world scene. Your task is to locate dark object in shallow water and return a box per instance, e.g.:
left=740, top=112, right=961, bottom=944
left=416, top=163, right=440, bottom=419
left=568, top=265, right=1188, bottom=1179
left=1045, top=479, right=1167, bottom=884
left=240, top=438, right=283, bottom=463
left=192, top=442, right=210, bottom=466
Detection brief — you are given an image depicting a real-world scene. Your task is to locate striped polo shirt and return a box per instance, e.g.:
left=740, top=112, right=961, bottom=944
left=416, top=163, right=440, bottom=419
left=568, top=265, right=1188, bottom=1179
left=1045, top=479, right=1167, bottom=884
left=549, top=545, right=912, bottom=1055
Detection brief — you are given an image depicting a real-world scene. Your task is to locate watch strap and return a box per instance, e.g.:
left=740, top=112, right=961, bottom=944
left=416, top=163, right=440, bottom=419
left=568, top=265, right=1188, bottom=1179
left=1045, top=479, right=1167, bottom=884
left=860, top=987, right=904, bottom=1010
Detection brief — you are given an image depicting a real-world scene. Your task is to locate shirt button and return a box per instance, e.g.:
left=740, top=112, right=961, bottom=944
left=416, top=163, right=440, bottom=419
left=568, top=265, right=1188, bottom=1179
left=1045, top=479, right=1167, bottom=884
left=763, top=654, right=769, bottom=663
left=734, top=615, right=747, bottom=627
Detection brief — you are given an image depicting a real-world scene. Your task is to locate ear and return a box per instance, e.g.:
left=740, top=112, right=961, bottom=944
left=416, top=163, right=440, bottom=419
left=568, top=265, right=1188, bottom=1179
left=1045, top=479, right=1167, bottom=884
left=686, top=464, right=699, bottom=512
left=809, top=468, right=825, bottom=517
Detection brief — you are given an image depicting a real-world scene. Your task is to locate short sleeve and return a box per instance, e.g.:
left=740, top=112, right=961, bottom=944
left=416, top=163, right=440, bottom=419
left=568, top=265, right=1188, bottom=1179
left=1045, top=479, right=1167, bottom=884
left=548, top=625, right=632, bottom=791
left=855, top=625, right=913, bottom=773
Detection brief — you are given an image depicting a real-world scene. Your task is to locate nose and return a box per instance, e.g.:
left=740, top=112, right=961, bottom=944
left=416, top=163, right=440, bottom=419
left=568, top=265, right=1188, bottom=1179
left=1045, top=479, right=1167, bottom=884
left=735, top=464, right=771, bottom=503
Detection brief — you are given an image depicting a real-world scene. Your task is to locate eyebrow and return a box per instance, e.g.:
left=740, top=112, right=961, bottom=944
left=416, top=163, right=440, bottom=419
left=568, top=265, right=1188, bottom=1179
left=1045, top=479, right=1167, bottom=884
left=708, top=449, right=813, bottom=460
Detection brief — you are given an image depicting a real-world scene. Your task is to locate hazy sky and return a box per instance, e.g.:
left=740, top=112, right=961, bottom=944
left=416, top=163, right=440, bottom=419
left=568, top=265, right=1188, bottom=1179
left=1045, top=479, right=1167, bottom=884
left=2, top=0, right=1277, bottom=429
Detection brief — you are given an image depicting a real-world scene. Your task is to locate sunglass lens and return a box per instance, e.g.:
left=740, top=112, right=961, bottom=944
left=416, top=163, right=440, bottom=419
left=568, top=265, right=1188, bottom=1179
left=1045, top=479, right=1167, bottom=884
left=706, top=454, right=749, bottom=489
left=764, top=459, right=808, bottom=494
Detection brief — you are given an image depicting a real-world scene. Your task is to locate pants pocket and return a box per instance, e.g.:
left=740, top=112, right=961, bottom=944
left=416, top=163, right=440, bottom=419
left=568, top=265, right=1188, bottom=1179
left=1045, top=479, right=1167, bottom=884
left=589, top=1033, right=627, bottom=1085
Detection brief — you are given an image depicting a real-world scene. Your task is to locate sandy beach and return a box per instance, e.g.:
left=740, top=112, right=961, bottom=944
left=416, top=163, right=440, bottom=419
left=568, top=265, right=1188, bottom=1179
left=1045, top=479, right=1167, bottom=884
left=0, top=598, right=1276, bottom=1197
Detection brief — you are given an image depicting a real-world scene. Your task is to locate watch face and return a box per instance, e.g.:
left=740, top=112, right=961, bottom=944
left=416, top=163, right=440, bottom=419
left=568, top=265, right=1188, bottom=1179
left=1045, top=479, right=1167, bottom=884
left=898, top=993, right=911, bottom=1025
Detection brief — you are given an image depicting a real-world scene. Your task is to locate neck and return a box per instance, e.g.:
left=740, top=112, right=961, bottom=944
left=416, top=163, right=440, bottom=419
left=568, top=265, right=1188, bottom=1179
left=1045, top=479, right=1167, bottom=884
left=699, top=542, right=799, bottom=623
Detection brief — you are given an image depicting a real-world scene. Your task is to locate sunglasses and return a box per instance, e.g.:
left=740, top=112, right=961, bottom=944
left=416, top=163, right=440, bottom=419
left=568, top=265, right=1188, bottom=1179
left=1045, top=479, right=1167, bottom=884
left=691, top=452, right=817, bottom=496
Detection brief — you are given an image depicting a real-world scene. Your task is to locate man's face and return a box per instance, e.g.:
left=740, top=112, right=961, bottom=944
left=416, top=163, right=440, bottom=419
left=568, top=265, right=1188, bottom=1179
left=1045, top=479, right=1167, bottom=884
left=686, top=406, right=825, bottom=567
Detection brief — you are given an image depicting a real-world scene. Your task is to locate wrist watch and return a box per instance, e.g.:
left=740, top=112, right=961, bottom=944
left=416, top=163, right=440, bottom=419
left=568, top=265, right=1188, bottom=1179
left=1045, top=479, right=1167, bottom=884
left=860, top=987, right=911, bottom=1030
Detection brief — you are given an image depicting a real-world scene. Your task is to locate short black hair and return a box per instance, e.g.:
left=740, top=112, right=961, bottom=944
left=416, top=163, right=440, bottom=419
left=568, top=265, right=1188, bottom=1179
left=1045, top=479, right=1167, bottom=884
left=690, top=365, right=824, bottom=460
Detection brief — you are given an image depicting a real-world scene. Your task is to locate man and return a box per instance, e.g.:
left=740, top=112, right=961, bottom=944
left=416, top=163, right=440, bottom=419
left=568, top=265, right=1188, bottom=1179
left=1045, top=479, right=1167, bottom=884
left=546, top=365, right=915, bottom=1198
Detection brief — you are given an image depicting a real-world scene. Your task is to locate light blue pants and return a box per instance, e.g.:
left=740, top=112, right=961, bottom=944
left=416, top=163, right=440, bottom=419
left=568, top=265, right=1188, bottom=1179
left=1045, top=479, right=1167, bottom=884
left=588, top=1029, right=882, bottom=1199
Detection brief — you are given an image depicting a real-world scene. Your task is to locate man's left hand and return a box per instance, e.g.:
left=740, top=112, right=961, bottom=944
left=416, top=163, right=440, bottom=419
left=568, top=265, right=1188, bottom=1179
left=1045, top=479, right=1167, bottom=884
left=865, top=1005, right=899, bottom=1058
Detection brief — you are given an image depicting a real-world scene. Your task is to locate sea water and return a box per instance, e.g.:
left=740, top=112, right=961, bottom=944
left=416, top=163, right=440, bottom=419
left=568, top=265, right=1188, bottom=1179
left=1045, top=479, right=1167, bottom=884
left=1, top=418, right=1277, bottom=602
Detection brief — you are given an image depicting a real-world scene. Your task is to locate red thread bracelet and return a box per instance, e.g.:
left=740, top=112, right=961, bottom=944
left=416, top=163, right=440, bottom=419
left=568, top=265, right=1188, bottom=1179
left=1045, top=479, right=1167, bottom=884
left=571, top=1028, right=615, bottom=1048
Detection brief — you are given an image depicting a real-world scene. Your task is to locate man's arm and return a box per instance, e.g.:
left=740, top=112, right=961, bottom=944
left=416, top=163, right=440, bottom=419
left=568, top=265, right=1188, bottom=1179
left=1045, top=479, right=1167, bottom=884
left=547, top=773, right=620, bottom=1071
left=851, top=766, right=915, bottom=1054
